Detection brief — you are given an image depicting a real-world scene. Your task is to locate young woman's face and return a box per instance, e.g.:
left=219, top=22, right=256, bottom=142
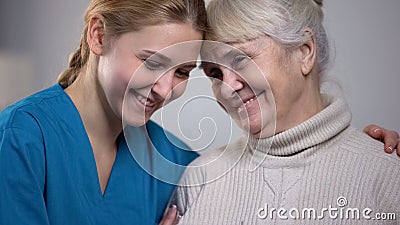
left=97, top=23, right=202, bottom=126
left=202, top=37, right=304, bottom=138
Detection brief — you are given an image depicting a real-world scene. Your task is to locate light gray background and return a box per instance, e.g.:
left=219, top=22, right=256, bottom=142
left=1, top=0, right=399, bottom=150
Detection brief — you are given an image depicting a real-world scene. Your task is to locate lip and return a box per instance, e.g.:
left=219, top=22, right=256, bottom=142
left=130, top=90, right=159, bottom=112
left=240, top=91, right=264, bottom=107
left=236, top=91, right=264, bottom=113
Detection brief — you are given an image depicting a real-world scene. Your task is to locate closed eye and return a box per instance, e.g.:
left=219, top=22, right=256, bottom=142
left=175, top=68, right=191, bottom=78
left=208, top=68, right=223, bottom=80
left=142, top=59, right=163, bottom=70
left=201, top=62, right=223, bottom=80
left=232, top=54, right=250, bottom=70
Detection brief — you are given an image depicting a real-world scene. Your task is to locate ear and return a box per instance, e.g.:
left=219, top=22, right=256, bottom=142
left=299, top=28, right=317, bottom=76
left=87, top=14, right=106, bottom=56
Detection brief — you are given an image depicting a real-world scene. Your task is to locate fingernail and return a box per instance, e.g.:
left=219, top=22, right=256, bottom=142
left=373, top=128, right=381, bottom=133
left=387, top=146, right=394, bottom=152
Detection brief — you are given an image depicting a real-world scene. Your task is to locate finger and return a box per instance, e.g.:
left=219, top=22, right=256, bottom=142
left=363, top=124, right=383, bottom=140
left=363, top=125, right=399, bottom=154
left=174, top=214, right=182, bottom=225
left=160, top=205, right=178, bottom=225
left=397, top=138, right=400, bottom=157
left=383, top=130, right=399, bottom=154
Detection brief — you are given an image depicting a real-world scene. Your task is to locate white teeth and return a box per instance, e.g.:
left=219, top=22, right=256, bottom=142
left=135, top=93, right=155, bottom=107
left=244, top=98, right=255, bottom=106
left=237, top=97, right=255, bottom=112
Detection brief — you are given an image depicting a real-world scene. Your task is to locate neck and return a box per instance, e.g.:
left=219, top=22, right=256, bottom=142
left=275, top=75, right=324, bottom=134
left=64, top=65, right=122, bottom=151
left=248, top=94, right=351, bottom=158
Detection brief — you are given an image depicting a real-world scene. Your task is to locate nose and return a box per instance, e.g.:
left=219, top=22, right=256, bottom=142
left=152, top=70, right=174, bottom=100
left=219, top=67, right=244, bottom=100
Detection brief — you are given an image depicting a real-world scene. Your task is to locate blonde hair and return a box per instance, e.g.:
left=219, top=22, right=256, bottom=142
left=58, top=0, right=207, bottom=87
left=206, top=0, right=329, bottom=74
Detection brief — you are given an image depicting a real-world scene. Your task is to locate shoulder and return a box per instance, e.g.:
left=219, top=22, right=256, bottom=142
left=146, top=120, right=198, bottom=166
left=0, top=110, right=46, bottom=176
left=179, top=137, right=247, bottom=186
left=188, top=136, right=246, bottom=167
left=146, top=120, right=190, bottom=150
left=0, top=84, right=65, bottom=131
left=0, top=84, right=69, bottom=153
left=174, top=137, right=248, bottom=216
left=339, top=127, right=399, bottom=165
left=339, top=128, right=400, bottom=209
left=1, top=104, right=44, bottom=138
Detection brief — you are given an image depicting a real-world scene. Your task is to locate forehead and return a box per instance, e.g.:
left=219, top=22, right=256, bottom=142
left=202, top=36, right=276, bottom=56
left=200, top=36, right=278, bottom=67
left=115, top=23, right=203, bottom=53
left=230, top=38, right=262, bottom=51
left=113, top=23, right=203, bottom=65
left=231, top=36, right=279, bottom=53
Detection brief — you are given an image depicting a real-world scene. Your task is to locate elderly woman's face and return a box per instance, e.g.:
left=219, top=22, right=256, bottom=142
left=202, top=36, right=305, bottom=137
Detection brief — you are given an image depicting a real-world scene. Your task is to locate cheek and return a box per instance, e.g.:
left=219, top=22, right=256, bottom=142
left=263, top=74, right=299, bottom=123
left=99, top=55, right=135, bottom=88
left=212, top=84, right=220, bottom=98
left=129, top=72, right=156, bottom=90
left=102, top=69, right=130, bottom=102
left=240, top=62, right=268, bottom=88
left=211, top=84, right=226, bottom=105
left=170, top=79, right=188, bottom=99
left=98, top=56, right=142, bottom=114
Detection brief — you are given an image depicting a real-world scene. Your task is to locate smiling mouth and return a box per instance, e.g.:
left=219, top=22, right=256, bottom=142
left=237, top=91, right=264, bottom=113
left=133, top=91, right=157, bottom=108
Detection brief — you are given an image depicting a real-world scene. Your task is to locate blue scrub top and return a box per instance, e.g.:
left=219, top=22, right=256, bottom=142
left=0, top=84, right=198, bottom=225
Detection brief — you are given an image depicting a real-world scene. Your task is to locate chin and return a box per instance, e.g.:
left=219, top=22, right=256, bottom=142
left=249, top=126, right=262, bottom=137
left=122, top=100, right=153, bottom=127
left=122, top=113, right=149, bottom=127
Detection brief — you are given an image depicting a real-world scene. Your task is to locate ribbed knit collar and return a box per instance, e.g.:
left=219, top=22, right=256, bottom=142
left=247, top=95, right=351, bottom=158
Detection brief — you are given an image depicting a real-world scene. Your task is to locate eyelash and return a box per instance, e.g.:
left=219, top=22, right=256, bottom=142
left=142, top=58, right=190, bottom=78
left=175, top=69, right=190, bottom=78
left=142, top=59, right=163, bottom=70
left=232, top=54, right=250, bottom=70
left=208, top=68, right=223, bottom=80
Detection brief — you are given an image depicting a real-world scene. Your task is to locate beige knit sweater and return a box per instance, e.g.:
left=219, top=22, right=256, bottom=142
left=173, top=95, right=400, bottom=225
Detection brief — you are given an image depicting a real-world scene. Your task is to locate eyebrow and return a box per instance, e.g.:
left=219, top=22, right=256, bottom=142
left=217, top=46, right=249, bottom=61
left=198, top=47, right=247, bottom=69
left=142, top=50, right=172, bottom=63
left=181, top=62, right=198, bottom=68
left=223, top=49, right=243, bottom=59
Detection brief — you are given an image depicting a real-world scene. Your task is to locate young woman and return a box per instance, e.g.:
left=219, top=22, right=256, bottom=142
left=0, top=0, right=205, bottom=224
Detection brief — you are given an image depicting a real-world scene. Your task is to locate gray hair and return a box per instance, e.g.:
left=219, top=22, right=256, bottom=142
left=206, top=0, right=329, bottom=74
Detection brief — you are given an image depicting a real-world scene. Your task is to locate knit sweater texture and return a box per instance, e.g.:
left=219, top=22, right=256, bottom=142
left=173, top=95, right=400, bottom=225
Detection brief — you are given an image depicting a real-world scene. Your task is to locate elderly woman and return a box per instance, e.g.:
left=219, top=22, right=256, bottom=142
left=172, top=0, right=400, bottom=224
